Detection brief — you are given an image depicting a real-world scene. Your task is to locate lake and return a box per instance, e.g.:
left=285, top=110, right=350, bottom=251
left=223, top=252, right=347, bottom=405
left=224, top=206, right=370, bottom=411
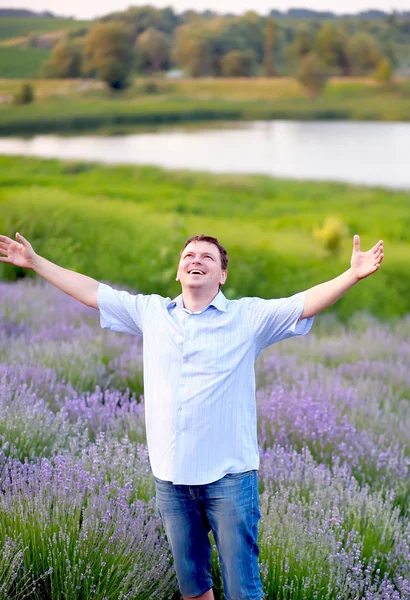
left=0, top=120, right=409, bottom=189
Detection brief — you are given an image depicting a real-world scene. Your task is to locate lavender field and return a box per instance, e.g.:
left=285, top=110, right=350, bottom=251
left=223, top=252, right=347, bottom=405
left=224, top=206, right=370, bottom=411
left=1, top=279, right=409, bottom=600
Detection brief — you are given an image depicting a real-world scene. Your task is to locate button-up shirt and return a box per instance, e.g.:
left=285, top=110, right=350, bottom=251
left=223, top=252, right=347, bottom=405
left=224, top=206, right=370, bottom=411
left=97, top=284, right=314, bottom=485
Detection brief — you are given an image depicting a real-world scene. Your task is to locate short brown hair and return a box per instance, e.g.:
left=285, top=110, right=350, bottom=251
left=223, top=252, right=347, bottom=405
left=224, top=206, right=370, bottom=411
left=181, top=235, right=228, bottom=270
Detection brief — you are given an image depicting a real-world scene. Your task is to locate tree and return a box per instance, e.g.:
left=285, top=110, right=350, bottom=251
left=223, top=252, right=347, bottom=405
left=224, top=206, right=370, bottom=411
left=296, top=52, right=329, bottom=97
left=180, top=10, right=201, bottom=24
left=346, top=32, right=380, bottom=75
left=264, top=18, right=277, bottom=77
left=316, top=23, right=350, bottom=75
left=221, top=50, right=256, bottom=77
left=135, top=27, right=171, bottom=72
left=222, top=14, right=265, bottom=64
left=173, top=21, right=225, bottom=77
left=83, top=22, right=134, bottom=89
left=101, top=5, right=174, bottom=38
left=381, top=40, right=398, bottom=69
left=286, top=25, right=315, bottom=67
left=44, top=38, right=83, bottom=78
left=174, top=24, right=208, bottom=76
left=158, top=7, right=179, bottom=34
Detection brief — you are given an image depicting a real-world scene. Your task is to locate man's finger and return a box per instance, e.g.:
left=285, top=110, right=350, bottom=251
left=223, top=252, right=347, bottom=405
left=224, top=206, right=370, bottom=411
left=371, top=240, right=383, bottom=253
left=16, top=232, right=28, bottom=245
left=373, top=253, right=384, bottom=268
left=0, top=235, right=13, bottom=243
left=353, top=234, right=360, bottom=252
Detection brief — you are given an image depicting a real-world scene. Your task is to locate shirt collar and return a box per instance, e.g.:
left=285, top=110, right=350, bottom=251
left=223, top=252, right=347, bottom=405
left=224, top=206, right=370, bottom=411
left=166, top=290, right=227, bottom=313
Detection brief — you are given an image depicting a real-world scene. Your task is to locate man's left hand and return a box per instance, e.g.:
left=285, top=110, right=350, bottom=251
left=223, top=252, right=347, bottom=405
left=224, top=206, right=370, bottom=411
left=350, top=234, right=384, bottom=281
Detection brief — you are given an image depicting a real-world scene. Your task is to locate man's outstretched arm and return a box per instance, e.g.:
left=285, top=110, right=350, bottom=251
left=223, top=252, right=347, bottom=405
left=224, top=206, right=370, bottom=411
left=300, top=235, right=384, bottom=320
left=0, top=232, right=99, bottom=309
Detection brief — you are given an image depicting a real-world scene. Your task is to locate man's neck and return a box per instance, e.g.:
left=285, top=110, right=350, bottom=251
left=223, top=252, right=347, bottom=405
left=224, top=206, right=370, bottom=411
left=182, top=288, right=220, bottom=313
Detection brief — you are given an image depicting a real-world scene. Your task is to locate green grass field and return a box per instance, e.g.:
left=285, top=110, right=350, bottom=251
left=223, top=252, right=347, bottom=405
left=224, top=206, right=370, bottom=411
left=0, top=16, right=90, bottom=42
left=0, top=155, right=409, bottom=320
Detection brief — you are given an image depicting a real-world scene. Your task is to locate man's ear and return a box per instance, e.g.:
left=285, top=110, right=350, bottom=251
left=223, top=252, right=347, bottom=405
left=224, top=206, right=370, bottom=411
left=220, top=270, right=227, bottom=285
left=175, top=274, right=179, bottom=281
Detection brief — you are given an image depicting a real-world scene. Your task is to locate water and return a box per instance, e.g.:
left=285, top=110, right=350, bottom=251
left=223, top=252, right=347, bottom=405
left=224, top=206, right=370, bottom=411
left=1, top=120, right=410, bottom=189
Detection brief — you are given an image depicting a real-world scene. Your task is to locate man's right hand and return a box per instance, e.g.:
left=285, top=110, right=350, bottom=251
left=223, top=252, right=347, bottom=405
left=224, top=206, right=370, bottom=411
left=0, top=232, right=37, bottom=269
left=0, top=231, right=99, bottom=309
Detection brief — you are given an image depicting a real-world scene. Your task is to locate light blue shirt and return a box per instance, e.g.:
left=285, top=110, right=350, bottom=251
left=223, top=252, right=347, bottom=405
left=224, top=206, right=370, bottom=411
left=97, top=284, right=314, bottom=485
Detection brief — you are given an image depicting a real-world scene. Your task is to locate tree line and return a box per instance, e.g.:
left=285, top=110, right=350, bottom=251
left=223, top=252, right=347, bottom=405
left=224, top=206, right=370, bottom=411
left=41, top=5, right=406, bottom=93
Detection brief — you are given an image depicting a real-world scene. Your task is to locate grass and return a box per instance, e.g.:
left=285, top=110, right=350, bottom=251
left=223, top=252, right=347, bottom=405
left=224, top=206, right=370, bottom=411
left=0, top=155, right=409, bottom=320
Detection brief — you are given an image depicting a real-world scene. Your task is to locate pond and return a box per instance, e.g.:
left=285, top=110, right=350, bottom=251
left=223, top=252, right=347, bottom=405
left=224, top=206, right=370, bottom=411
left=1, top=120, right=409, bottom=189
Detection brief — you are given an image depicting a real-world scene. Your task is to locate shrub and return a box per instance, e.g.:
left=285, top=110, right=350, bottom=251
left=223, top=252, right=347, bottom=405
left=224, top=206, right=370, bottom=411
left=137, top=79, right=160, bottom=94
left=12, top=83, right=35, bottom=105
left=313, top=216, right=348, bottom=256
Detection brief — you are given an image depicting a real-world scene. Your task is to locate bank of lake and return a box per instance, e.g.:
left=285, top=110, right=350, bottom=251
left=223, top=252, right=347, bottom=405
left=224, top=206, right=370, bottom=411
left=1, top=77, right=410, bottom=136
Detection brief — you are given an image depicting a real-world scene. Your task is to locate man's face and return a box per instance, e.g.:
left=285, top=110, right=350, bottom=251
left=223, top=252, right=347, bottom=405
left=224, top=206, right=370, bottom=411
left=177, top=241, right=227, bottom=293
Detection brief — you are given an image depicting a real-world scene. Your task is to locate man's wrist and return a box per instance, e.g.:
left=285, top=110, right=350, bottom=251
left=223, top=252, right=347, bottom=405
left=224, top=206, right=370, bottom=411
left=346, top=267, right=360, bottom=285
left=30, top=253, right=43, bottom=272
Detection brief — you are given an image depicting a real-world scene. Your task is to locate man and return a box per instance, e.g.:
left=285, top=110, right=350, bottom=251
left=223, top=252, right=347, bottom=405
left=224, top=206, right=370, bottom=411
left=0, top=231, right=383, bottom=600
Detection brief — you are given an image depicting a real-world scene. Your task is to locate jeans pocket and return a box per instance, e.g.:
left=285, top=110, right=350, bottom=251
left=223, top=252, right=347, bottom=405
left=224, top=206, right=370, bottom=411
left=224, top=470, right=250, bottom=480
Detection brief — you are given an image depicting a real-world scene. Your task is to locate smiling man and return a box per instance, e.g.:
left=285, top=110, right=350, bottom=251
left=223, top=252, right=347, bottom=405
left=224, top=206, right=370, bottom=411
left=0, top=231, right=383, bottom=600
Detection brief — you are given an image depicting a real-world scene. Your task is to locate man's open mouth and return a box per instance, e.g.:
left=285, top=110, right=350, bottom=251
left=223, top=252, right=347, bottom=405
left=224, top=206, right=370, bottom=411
left=188, top=270, right=205, bottom=275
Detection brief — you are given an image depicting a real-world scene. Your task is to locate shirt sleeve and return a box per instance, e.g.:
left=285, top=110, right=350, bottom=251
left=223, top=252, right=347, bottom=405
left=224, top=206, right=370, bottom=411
left=247, top=291, right=314, bottom=353
left=97, top=283, right=147, bottom=336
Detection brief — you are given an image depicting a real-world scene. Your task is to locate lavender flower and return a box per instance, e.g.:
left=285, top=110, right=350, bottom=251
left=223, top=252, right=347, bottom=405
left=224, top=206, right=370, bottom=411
left=0, top=280, right=409, bottom=599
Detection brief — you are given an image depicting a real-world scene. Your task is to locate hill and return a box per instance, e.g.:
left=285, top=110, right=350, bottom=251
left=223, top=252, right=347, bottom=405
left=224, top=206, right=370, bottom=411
left=0, top=8, right=63, bottom=18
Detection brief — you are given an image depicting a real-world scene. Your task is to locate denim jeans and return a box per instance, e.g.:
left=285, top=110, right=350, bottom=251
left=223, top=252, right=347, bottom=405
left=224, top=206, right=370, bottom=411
left=154, top=470, right=264, bottom=600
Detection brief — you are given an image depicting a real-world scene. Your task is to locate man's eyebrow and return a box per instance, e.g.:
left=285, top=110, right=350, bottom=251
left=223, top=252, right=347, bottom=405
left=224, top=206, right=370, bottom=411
left=183, top=250, right=217, bottom=257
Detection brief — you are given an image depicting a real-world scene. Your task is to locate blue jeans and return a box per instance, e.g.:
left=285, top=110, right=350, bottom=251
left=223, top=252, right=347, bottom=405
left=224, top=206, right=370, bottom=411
left=154, top=470, right=264, bottom=600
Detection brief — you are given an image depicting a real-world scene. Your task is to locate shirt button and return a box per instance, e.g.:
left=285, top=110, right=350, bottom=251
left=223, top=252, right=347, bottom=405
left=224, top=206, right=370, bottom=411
left=178, top=406, right=182, bottom=412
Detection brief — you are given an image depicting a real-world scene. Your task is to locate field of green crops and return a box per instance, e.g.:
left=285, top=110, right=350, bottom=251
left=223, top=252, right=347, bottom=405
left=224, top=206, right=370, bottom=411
left=0, top=46, right=51, bottom=78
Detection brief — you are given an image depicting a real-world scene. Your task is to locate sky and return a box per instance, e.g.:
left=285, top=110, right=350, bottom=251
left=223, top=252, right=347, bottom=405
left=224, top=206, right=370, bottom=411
left=1, top=0, right=409, bottom=20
